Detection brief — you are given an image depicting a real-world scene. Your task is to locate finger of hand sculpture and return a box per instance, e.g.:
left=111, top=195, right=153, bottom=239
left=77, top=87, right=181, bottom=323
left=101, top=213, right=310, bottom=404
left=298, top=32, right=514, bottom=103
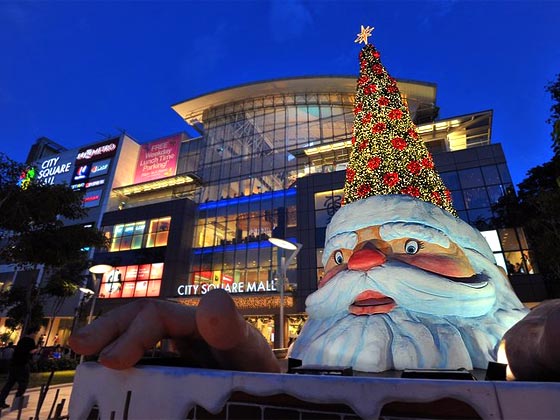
left=197, top=289, right=281, bottom=372
left=503, top=300, right=560, bottom=381
left=69, top=289, right=280, bottom=372
left=69, top=300, right=198, bottom=370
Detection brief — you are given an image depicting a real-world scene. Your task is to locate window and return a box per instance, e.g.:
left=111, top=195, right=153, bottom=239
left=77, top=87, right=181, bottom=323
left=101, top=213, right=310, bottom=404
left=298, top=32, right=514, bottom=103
left=459, top=168, right=484, bottom=189
left=98, top=263, right=163, bottom=299
left=481, top=228, right=539, bottom=276
left=146, top=217, right=171, bottom=248
left=104, top=217, right=170, bottom=252
left=481, top=165, right=501, bottom=185
left=463, top=187, right=489, bottom=209
left=440, top=172, right=461, bottom=190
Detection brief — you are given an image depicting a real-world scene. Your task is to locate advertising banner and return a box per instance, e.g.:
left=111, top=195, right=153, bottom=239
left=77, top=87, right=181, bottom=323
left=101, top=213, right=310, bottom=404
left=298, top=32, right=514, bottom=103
left=134, top=135, right=181, bottom=184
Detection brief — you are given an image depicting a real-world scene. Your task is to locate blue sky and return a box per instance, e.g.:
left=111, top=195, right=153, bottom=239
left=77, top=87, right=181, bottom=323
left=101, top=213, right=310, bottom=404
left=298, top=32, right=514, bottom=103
left=1, top=0, right=559, bottom=186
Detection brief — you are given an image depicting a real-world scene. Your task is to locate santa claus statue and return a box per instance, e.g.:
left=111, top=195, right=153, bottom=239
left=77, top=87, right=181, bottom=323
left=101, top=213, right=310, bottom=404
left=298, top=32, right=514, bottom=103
left=289, top=194, right=527, bottom=372
left=290, top=27, right=528, bottom=372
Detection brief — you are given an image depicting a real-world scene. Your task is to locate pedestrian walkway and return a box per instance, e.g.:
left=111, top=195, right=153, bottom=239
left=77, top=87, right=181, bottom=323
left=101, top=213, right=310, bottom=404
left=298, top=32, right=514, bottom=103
left=0, top=383, right=72, bottom=420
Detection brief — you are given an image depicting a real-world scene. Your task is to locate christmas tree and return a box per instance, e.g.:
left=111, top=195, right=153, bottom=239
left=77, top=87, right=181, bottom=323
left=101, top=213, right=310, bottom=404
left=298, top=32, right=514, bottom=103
left=344, top=26, right=456, bottom=216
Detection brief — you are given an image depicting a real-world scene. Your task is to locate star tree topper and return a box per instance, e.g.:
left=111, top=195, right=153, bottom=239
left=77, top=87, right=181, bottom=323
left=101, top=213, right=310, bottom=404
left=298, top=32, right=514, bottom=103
left=355, top=25, right=374, bottom=44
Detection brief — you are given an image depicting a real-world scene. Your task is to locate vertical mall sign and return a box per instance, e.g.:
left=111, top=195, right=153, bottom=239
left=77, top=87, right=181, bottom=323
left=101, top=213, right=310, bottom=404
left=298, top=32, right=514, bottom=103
left=74, top=137, right=120, bottom=208
left=134, top=135, right=181, bottom=184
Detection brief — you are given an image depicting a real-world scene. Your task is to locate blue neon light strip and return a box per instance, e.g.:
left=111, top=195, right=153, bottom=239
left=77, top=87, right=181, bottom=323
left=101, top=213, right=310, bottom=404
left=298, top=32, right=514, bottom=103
left=193, top=237, right=298, bottom=255
left=198, top=188, right=296, bottom=211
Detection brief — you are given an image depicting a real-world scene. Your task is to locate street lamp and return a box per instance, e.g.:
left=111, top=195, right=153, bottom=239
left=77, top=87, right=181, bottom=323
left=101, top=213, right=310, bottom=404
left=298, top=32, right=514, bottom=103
left=86, top=264, right=113, bottom=325
left=268, top=238, right=302, bottom=349
left=78, top=264, right=113, bottom=363
left=70, top=287, right=94, bottom=336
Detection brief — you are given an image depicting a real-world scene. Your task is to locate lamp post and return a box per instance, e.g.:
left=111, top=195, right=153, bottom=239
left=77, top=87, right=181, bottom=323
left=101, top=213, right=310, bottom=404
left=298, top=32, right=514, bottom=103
left=268, top=238, right=302, bottom=349
left=86, top=264, right=113, bottom=325
left=70, top=287, right=94, bottom=337
left=79, top=264, right=113, bottom=363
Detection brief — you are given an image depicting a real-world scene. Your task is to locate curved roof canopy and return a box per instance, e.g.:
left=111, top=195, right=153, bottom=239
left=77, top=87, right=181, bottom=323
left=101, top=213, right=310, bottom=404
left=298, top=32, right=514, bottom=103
left=171, top=76, right=436, bottom=126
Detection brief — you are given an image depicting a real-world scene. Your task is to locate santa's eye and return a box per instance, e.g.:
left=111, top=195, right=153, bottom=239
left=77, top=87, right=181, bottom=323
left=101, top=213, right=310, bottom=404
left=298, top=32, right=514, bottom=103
left=334, top=250, right=344, bottom=265
left=404, top=239, right=423, bottom=255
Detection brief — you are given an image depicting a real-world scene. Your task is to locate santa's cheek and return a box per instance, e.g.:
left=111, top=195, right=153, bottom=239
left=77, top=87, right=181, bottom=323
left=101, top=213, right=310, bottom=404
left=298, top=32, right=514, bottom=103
left=319, top=264, right=347, bottom=288
left=394, top=254, right=475, bottom=278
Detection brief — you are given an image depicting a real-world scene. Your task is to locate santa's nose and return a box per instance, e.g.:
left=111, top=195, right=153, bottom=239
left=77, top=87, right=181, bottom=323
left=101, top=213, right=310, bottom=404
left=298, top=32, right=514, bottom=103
left=347, top=243, right=386, bottom=271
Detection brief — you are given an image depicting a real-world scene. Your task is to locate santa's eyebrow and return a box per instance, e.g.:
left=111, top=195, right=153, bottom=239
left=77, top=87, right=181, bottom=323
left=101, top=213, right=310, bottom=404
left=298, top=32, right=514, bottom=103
left=323, top=232, right=358, bottom=262
left=379, top=222, right=451, bottom=248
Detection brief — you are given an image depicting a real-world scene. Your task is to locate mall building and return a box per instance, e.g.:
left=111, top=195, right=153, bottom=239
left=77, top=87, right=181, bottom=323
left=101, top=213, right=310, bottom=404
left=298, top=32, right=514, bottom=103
left=0, top=76, right=546, bottom=348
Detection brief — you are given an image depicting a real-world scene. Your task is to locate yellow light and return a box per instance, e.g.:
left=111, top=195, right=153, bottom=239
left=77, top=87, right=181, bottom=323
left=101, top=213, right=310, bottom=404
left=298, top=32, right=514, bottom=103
left=88, top=264, right=114, bottom=274
left=114, top=174, right=195, bottom=197
left=174, top=295, right=294, bottom=311
left=497, top=340, right=516, bottom=381
left=269, top=237, right=298, bottom=250
left=417, top=124, right=433, bottom=133
left=303, top=140, right=352, bottom=156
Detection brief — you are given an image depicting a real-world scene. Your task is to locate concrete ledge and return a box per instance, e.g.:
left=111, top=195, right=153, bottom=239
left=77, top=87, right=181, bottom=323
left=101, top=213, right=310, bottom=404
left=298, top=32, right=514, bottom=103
left=69, top=362, right=560, bottom=420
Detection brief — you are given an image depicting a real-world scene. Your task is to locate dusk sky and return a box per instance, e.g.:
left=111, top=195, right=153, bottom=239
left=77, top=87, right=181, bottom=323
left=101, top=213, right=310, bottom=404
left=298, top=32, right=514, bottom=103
left=1, top=0, right=559, bottom=187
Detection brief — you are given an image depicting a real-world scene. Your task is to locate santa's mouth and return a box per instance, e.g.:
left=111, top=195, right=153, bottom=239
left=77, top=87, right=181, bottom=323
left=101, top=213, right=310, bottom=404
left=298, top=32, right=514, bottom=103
left=350, top=290, right=396, bottom=315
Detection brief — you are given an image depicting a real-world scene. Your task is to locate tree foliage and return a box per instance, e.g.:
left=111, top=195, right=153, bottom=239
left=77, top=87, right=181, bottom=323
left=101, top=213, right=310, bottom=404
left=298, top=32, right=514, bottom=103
left=0, top=152, right=108, bottom=329
left=546, top=73, right=560, bottom=157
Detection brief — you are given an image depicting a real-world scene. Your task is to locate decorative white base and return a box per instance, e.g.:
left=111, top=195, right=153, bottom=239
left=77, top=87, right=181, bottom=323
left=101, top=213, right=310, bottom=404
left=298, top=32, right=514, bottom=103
left=69, top=362, right=560, bottom=419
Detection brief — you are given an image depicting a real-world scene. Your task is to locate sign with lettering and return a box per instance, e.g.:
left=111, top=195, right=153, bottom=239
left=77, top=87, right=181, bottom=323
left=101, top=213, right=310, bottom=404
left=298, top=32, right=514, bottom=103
left=314, top=189, right=343, bottom=228
left=177, top=280, right=277, bottom=296
left=34, top=150, right=76, bottom=185
left=134, top=135, right=181, bottom=184
left=83, top=189, right=103, bottom=208
left=90, top=158, right=111, bottom=178
left=76, top=138, right=119, bottom=163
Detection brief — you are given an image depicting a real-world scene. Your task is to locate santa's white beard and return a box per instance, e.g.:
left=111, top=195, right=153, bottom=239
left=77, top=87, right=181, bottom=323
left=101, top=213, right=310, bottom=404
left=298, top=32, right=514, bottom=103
left=290, top=255, right=527, bottom=372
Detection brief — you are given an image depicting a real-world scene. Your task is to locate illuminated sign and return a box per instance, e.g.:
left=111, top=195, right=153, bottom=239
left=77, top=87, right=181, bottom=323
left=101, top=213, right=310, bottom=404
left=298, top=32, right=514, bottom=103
left=73, top=164, right=90, bottom=182
left=99, top=263, right=163, bottom=299
left=73, top=179, right=105, bottom=190
left=17, top=167, right=36, bottom=190
left=83, top=189, right=102, bottom=208
left=36, top=156, right=73, bottom=185
left=85, top=179, right=105, bottom=189
left=90, top=158, right=111, bottom=177
left=134, top=135, right=181, bottom=184
left=76, top=138, right=119, bottom=163
left=177, top=280, right=277, bottom=296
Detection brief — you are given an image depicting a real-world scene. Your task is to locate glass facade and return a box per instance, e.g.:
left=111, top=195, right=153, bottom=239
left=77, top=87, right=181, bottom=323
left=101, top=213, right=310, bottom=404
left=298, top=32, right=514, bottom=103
left=190, top=92, right=355, bottom=296
left=198, top=92, right=355, bottom=202
left=441, top=164, right=513, bottom=229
